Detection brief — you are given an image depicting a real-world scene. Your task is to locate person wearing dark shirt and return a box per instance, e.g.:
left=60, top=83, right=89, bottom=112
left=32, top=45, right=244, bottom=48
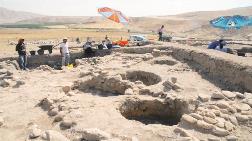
left=15, top=38, right=27, bottom=70
left=83, top=38, right=95, bottom=57
left=208, top=39, right=226, bottom=49
left=158, top=25, right=165, bottom=41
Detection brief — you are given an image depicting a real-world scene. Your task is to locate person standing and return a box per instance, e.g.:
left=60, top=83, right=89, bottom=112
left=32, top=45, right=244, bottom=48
left=158, top=25, right=165, bottom=41
left=60, top=38, right=70, bottom=66
left=105, top=36, right=112, bottom=49
left=16, top=38, right=27, bottom=70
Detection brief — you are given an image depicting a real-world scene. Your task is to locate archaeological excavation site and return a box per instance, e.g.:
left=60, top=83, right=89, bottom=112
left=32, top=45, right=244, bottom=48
left=1, top=43, right=252, bottom=141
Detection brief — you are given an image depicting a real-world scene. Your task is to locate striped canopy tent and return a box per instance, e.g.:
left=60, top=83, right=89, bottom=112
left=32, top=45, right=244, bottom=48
left=98, top=7, right=129, bottom=24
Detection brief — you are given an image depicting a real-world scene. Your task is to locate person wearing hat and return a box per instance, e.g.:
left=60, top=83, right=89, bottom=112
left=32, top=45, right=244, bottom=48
left=16, top=38, right=27, bottom=70
left=60, top=38, right=70, bottom=66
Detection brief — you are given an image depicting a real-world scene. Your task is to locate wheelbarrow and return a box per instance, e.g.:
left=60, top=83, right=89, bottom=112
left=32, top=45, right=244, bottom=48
left=37, top=45, right=54, bottom=55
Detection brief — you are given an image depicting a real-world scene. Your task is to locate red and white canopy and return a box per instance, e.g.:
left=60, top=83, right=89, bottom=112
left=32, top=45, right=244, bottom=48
left=98, top=7, right=129, bottom=24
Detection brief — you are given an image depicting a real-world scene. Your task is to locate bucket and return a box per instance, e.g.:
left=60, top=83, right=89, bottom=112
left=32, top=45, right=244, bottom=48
left=67, top=64, right=73, bottom=69
left=237, top=52, right=245, bottom=57
left=30, top=51, right=36, bottom=56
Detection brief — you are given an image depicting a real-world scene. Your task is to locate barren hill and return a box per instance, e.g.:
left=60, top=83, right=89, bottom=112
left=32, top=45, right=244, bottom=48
left=16, top=16, right=98, bottom=25
left=0, top=7, right=43, bottom=24
left=134, top=6, right=252, bottom=39
left=172, top=6, right=252, bottom=20
left=1, top=6, right=252, bottom=39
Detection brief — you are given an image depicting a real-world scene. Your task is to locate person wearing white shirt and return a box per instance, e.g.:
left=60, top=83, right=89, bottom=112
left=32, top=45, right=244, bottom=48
left=60, top=38, right=70, bottom=66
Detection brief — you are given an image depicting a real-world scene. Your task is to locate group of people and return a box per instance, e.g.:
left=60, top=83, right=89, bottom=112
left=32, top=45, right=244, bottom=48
left=157, top=25, right=233, bottom=54
left=15, top=36, right=114, bottom=70
left=83, top=36, right=113, bottom=57
left=15, top=26, right=235, bottom=71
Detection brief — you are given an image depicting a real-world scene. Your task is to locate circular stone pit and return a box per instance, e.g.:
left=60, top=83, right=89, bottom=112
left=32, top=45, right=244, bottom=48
left=125, top=70, right=161, bottom=86
left=119, top=97, right=188, bottom=126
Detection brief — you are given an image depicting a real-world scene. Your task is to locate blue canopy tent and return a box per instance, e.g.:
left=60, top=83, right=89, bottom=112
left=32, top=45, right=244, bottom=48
left=249, top=17, right=252, bottom=26
left=210, top=15, right=251, bottom=30
left=210, top=15, right=252, bottom=40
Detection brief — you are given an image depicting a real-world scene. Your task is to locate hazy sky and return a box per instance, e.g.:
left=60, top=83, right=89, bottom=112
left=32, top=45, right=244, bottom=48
left=1, top=0, right=252, bottom=17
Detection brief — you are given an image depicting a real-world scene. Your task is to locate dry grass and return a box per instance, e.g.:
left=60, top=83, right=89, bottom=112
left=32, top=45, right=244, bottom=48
left=0, top=28, right=130, bottom=41
left=0, top=28, right=133, bottom=54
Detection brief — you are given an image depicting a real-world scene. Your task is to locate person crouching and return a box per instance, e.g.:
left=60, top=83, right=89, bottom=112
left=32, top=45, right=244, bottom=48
left=83, top=39, right=95, bottom=58
left=60, top=38, right=70, bottom=66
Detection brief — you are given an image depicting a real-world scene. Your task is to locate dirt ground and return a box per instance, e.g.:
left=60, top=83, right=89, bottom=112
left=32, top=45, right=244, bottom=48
left=1, top=48, right=252, bottom=141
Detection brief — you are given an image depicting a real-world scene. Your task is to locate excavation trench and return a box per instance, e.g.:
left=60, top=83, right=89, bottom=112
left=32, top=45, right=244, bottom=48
left=119, top=98, right=189, bottom=126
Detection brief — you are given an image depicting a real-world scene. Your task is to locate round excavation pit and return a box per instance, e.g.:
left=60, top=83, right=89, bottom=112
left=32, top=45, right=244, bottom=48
left=125, top=71, right=161, bottom=86
left=119, top=98, right=188, bottom=126
left=153, top=59, right=178, bottom=66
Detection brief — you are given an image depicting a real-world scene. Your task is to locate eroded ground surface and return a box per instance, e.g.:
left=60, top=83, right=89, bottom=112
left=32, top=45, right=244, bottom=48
left=0, top=49, right=252, bottom=141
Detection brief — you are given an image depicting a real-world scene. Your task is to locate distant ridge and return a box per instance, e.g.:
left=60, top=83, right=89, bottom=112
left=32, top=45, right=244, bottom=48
left=0, top=7, right=43, bottom=24
left=1, top=6, right=252, bottom=39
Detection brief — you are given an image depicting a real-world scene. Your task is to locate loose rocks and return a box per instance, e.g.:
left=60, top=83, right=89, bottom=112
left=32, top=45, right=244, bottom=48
left=29, top=125, right=42, bottom=139
left=236, top=103, right=251, bottom=112
left=226, top=135, right=238, bottom=141
left=190, top=113, right=203, bottom=120
left=196, top=120, right=214, bottom=130
left=203, top=117, right=218, bottom=125
left=235, top=114, right=249, bottom=122
left=224, top=121, right=235, bottom=131
left=198, top=94, right=210, bottom=102
left=124, top=88, right=134, bottom=95
left=211, top=92, right=225, bottom=99
left=54, top=112, right=65, bottom=122
left=62, top=86, right=71, bottom=94
left=212, top=127, right=230, bottom=136
left=42, top=130, right=70, bottom=141
left=81, top=128, right=111, bottom=141
left=181, top=114, right=198, bottom=124
left=0, top=116, right=4, bottom=126
left=222, top=91, right=236, bottom=99
left=217, top=101, right=231, bottom=109
left=60, top=120, right=76, bottom=129
left=48, top=108, right=58, bottom=117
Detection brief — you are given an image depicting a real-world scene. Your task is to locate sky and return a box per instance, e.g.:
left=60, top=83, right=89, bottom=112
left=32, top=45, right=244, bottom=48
left=0, top=0, right=252, bottom=17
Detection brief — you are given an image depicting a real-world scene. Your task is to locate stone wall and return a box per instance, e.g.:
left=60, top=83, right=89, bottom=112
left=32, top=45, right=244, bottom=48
left=1, top=44, right=252, bottom=92
left=117, top=44, right=252, bottom=92
left=0, top=49, right=113, bottom=68
left=169, top=44, right=252, bottom=92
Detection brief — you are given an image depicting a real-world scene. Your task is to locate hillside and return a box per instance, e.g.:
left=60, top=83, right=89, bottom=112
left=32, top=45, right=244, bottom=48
left=134, top=6, right=252, bottom=39
left=1, top=6, right=252, bottom=39
left=16, top=16, right=97, bottom=24
left=0, top=7, right=43, bottom=24
left=171, top=6, right=252, bottom=20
